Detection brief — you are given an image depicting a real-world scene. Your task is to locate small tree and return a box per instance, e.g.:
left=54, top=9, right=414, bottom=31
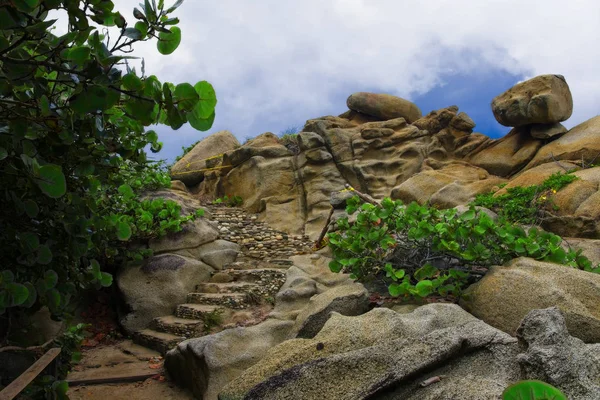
left=0, top=0, right=217, bottom=334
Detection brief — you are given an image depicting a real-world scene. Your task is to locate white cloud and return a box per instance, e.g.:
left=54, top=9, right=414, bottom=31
left=84, top=1, right=600, bottom=159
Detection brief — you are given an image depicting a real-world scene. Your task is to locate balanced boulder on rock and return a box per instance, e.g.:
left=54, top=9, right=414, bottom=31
left=347, top=92, right=422, bottom=123
left=491, top=74, right=573, bottom=127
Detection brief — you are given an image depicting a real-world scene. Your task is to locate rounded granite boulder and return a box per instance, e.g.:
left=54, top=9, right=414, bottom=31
left=346, top=92, right=422, bottom=123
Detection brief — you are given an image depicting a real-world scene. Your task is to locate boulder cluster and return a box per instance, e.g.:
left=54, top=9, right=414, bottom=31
left=148, top=74, right=600, bottom=399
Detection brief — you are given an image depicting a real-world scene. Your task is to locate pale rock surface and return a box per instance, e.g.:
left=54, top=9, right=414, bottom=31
left=118, top=254, right=213, bottom=333
left=170, top=130, right=240, bottom=186
left=460, top=257, right=600, bottom=343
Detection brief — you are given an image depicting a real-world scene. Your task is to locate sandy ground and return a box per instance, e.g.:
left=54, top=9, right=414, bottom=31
left=66, top=340, right=194, bottom=400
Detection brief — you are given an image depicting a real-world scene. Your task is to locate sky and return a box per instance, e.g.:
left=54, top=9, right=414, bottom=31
left=102, top=1, right=600, bottom=161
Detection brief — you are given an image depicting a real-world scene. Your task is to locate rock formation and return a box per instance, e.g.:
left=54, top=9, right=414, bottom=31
left=170, top=75, right=600, bottom=241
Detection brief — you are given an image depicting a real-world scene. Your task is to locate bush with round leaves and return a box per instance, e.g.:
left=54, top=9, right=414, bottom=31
left=0, top=0, right=216, bottom=333
left=327, top=197, right=600, bottom=300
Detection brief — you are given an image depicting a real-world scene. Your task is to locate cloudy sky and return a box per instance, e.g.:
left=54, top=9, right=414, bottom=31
left=109, top=0, right=600, bottom=162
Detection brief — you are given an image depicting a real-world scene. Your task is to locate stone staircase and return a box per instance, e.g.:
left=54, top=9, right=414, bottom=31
left=133, top=205, right=314, bottom=354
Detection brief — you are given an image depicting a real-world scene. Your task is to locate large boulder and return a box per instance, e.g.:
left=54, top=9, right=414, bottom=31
left=149, top=217, right=219, bottom=254
left=347, top=92, right=422, bottom=123
left=220, top=306, right=600, bottom=400
left=170, top=130, right=240, bottom=186
left=525, top=115, right=600, bottom=169
left=117, top=254, right=213, bottom=333
left=491, top=74, right=573, bottom=127
left=460, top=257, right=600, bottom=343
left=219, top=304, right=521, bottom=400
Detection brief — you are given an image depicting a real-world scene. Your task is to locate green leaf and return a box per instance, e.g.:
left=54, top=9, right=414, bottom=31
left=70, top=85, right=120, bottom=114
left=99, top=272, right=113, bottom=287
left=90, top=259, right=102, bottom=280
left=22, top=283, right=37, bottom=308
left=36, top=164, right=66, bottom=198
left=174, top=83, right=199, bottom=111
left=7, top=283, right=29, bottom=306
left=166, top=0, right=184, bottom=13
left=118, top=184, right=135, bottom=200
left=188, top=110, right=215, bottom=131
left=40, top=95, right=51, bottom=116
left=20, top=232, right=40, bottom=251
left=37, top=245, right=53, bottom=265
left=414, top=264, right=439, bottom=281
left=117, top=221, right=132, bottom=241
left=13, top=0, right=40, bottom=12
left=157, top=26, right=181, bottom=55
left=23, top=200, right=39, bottom=218
left=44, top=270, right=58, bottom=289
left=502, top=380, right=567, bottom=400
left=0, top=147, right=7, bottom=160
left=66, top=46, right=91, bottom=66
left=134, top=21, right=149, bottom=38
left=193, top=81, right=217, bottom=118
left=46, top=288, right=61, bottom=311
left=122, top=73, right=144, bottom=91
left=460, top=209, right=476, bottom=221
left=1, top=270, right=15, bottom=285
left=415, top=280, right=434, bottom=297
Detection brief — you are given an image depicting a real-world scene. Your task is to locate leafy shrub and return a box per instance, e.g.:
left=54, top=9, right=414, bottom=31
left=212, top=195, right=243, bottom=207
left=328, top=197, right=599, bottom=300
left=473, top=172, right=578, bottom=223
left=0, top=0, right=217, bottom=330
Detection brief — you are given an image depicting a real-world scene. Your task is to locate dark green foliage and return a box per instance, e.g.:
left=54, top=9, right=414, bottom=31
left=203, top=309, right=223, bottom=333
left=503, top=380, right=567, bottom=400
left=0, top=0, right=216, bottom=328
left=473, top=172, right=578, bottom=223
left=212, top=195, right=243, bottom=207
left=328, top=197, right=599, bottom=300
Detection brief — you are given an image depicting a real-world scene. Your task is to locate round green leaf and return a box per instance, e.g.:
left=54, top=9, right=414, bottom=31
left=36, top=164, right=66, bottom=198
left=415, top=280, right=434, bottom=297
left=7, top=283, right=29, bottom=306
left=502, top=380, right=567, bottom=400
left=44, top=270, right=58, bottom=289
left=118, top=184, right=135, bottom=200
left=37, top=245, right=53, bottom=265
left=46, top=288, right=61, bottom=311
left=90, top=259, right=102, bottom=280
left=117, top=221, right=132, bottom=241
left=193, top=80, right=217, bottom=118
left=0, top=146, right=7, bottom=160
left=23, top=200, right=39, bottom=218
left=122, top=73, right=144, bottom=91
left=22, top=282, right=37, bottom=308
left=134, top=21, right=149, bottom=38
left=13, top=0, right=40, bottom=12
left=1, top=270, right=15, bottom=285
left=174, top=83, right=199, bottom=111
left=99, top=272, right=113, bottom=287
left=157, top=26, right=181, bottom=55
left=187, top=110, right=215, bottom=131
left=20, top=232, right=40, bottom=251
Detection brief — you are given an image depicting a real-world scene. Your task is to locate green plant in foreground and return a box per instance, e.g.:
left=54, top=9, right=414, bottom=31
left=0, top=0, right=217, bottom=329
left=213, top=195, right=243, bottom=207
left=473, top=172, right=578, bottom=224
left=328, top=197, right=599, bottom=300
left=203, top=309, right=223, bottom=333
left=503, top=380, right=567, bottom=400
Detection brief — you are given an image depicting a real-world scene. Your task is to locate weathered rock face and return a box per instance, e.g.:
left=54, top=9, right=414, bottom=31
left=170, top=130, right=240, bottom=186
left=165, top=255, right=369, bottom=400
left=118, top=254, right=213, bottom=333
left=526, top=115, right=600, bottom=169
left=220, top=305, right=600, bottom=400
left=346, top=92, right=422, bottom=123
left=170, top=77, right=600, bottom=241
left=491, top=74, right=573, bottom=127
left=460, top=257, right=600, bottom=343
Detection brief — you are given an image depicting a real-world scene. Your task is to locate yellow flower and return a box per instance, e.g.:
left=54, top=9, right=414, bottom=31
left=552, top=189, right=557, bottom=194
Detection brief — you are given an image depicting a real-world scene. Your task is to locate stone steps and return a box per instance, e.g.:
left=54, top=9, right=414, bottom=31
left=133, top=329, right=185, bottom=355
left=152, top=315, right=203, bottom=336
left=175, top=303, right=227, bottom=320
left=196, top=281, right=260, bottom=294
left=186, top=292, right=252, bottom=309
